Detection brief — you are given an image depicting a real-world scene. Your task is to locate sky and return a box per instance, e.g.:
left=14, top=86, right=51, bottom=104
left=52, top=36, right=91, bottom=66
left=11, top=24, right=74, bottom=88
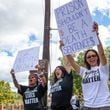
left=0, top=0, right=110, bottom=91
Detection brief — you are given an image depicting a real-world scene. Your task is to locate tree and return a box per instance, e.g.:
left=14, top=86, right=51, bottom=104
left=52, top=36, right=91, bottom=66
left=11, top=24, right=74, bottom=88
left=104, top=47, right=110, bottom=88
left=0, top=80, right=15, bottom=105
left=72, top=53, right=84, bottom=100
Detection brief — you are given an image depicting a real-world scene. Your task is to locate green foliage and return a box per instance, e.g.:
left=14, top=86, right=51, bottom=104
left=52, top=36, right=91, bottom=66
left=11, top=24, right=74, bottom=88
left=0, top=80, right=23, bottom=105
left=71, top=53, right=84, bottom=100
left=0, top=80, right=15, bottom=104
left=13, top=92, right=23, bottom=104
left=77, top=52, right=85, bottom=67
left=104, top=47, right=110, bottom=58
left=104, top=47, right=110, bottom=87
left=72, top=70, right=83, bottom=101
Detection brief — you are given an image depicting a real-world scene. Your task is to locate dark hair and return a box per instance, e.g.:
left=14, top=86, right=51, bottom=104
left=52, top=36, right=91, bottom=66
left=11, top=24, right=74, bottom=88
left=84, top=49, right=100, bottom=69
left=29, top=73, right=38, bottom=85
left=53, top=66, right=68, bottom=83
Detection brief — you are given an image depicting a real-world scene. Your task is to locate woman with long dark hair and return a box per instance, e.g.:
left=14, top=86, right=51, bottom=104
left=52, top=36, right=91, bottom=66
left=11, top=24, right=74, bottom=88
left=50, top=45, right=73, bottom=110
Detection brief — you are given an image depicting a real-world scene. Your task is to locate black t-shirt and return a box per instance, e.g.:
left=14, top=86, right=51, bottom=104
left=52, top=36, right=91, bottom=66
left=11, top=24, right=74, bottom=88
left=18, top=84, right=46, bottom=110
left=51, top=71, right=73, bottom=109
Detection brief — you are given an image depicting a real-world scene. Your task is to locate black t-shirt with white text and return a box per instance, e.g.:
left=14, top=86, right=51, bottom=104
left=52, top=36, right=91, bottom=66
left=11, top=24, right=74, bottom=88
left=51, top=71, right=73, bottom=109
left=18, top=84, right=46, bottom=110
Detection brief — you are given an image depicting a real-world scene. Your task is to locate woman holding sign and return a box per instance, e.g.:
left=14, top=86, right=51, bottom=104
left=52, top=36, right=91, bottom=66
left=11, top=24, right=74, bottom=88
left=50, top=42, right=73, bottom=110
left=10, top=65, right=47, bottom=110
left=63, top=22, right=110, bottom=110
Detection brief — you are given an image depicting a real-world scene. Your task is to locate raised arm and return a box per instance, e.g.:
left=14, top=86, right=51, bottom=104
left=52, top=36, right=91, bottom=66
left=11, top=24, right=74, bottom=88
left=59, top=41, right=80, bottom=74
left=10, top=69, right=21, bottom=91
left=59, top=40, right=72, bottom=73
left=93, top=22, right=107, bottom=65
left=66, top=55, right=80, bottom=74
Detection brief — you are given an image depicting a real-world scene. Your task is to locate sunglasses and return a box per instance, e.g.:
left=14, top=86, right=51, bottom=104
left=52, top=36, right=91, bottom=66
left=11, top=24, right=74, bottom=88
left=86, top=54, right=97, bottom=59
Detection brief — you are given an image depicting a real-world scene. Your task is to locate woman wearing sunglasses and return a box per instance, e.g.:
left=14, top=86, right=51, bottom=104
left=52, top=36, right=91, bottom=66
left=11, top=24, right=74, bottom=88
left=62, top=22, right=110, bottom=110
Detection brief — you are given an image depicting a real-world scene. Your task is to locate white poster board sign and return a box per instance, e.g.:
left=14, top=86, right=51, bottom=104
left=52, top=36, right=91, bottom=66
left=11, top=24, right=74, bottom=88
left=55, top=0, right=99, bottom=55
left=13, top=46, right=40, bottom=72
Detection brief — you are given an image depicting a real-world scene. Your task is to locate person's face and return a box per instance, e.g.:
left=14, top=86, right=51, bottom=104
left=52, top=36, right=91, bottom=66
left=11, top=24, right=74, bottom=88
left=55, top=67, right=63, bottom=80
left=38, top=74, right=47, bottom=85
left=86, top=51, right=98, bottom=67
left=28, top=74, right=37, bottom=87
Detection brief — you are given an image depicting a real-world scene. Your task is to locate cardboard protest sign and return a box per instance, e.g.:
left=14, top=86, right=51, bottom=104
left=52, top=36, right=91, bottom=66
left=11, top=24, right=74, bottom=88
left=13, top=46, right=40, bottom=72
left=55, top=0, right=99, bottom=55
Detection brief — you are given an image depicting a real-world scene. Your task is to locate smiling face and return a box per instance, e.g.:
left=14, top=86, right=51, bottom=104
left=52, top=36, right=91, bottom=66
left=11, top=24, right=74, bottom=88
left=28, top=73, right=37, bottom=87
left=86, top=51, right=98, bottom=67
left=84, top=49, right=100, bottom=69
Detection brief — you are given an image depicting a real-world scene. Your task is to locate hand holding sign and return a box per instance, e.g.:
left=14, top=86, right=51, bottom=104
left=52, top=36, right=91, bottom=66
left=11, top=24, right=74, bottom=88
left=55, top=0, right=99, bottom=55
left=92, top=22, right=99, bottom=34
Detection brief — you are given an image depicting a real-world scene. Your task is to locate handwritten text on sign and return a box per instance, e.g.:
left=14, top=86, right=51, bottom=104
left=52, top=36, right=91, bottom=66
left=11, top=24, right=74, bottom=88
left=13, top=46, right=40, bottom=73
left=55, top=0, right=99, bottom=55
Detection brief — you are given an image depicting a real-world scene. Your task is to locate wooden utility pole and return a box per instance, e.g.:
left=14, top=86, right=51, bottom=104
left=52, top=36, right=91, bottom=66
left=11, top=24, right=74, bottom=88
left=43, top=0, right=50, bottom=62
left=42, top=0, right=50, bottom=109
